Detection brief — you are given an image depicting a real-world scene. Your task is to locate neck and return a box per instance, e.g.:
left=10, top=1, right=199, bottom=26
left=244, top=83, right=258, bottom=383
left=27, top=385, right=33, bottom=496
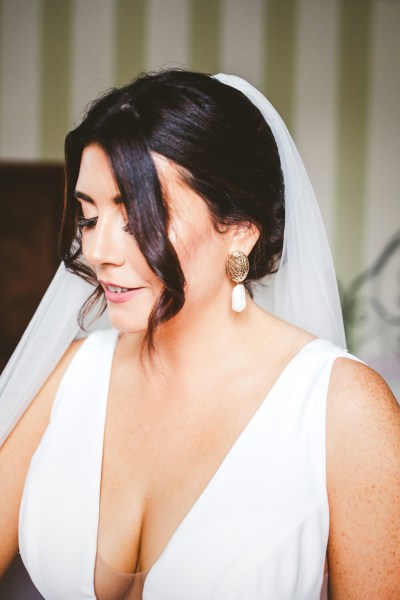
left=148, top=289, right=274, bottom=376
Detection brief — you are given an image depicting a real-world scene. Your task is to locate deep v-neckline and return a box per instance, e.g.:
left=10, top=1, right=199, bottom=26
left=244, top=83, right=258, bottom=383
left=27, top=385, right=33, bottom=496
left=92, top=333, right=320, bottom=596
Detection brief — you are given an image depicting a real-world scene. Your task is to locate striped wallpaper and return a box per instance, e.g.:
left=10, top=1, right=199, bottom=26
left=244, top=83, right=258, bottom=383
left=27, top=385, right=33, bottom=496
left=0, top=0, right=399, bottom=380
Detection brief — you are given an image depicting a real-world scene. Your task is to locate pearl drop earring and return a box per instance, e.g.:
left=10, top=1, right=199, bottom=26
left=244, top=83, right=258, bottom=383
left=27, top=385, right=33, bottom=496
left=226, top=251, right=249, bottom=312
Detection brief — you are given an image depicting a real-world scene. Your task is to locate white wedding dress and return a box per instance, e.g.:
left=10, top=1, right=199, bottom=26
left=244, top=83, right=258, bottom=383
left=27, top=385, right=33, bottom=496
left=19, top=329, right=356, bottom=600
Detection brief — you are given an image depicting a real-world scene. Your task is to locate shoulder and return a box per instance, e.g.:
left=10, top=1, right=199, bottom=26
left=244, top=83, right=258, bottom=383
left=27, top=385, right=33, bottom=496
left=1, top=328, right=119, bottom=464
left=326, top=356, right=399, bottom=511
left=327, top=356, right=399, bottom=455
left=0, top=336, right=90, bottom=575
left=49, top=337, right=86, bottom=385
left=1, top=337, right=86, bottom=454
left=326, top=357, right=400, bottom=596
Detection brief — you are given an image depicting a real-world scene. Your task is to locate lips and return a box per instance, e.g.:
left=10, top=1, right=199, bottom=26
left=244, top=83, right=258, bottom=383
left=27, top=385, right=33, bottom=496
left=99, top=280, right=145, bottom=304
left=105, top=284, right=132, bottom=293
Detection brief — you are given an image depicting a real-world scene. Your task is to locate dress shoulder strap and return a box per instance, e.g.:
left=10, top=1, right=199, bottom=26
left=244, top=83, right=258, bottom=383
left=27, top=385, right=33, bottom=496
left=50, top=328, right=119, bottom=420
left=19, top=328, right=119, bottom=600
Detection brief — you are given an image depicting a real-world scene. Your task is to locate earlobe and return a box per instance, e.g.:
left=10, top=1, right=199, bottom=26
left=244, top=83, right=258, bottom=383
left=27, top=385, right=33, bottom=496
left=229, top=222, right=260, bottom=256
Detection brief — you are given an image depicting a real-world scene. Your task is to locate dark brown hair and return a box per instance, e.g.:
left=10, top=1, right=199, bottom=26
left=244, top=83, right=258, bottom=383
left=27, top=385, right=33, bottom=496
left=60, top=69, right=285, bottom=350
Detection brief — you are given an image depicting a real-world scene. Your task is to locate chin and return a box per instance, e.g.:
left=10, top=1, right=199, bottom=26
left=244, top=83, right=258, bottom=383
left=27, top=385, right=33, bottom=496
left=106, top=304, right=150, bottom=334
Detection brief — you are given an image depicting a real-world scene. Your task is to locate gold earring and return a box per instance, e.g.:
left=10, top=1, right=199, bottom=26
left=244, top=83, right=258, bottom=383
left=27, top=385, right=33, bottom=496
left=226, top=251, right=249, bottom=312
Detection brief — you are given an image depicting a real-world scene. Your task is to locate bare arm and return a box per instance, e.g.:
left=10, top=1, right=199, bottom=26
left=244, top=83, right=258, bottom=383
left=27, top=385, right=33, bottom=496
left=0, top=339, right=84, bottom=577
left=327, top=358, right=400, bottom=599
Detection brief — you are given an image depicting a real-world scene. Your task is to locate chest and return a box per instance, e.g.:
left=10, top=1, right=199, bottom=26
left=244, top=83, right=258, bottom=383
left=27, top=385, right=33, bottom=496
left=19, top=333, right=333, bottom=599
left=97, top=369, right=279, bottom=574
left=101, top=392, right=328, bottom=600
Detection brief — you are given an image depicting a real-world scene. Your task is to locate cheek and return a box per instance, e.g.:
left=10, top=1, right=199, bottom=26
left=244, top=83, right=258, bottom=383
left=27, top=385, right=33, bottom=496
left=167, top=196, right=229, bottom=298
left=173, top=225, right=228, bottom=293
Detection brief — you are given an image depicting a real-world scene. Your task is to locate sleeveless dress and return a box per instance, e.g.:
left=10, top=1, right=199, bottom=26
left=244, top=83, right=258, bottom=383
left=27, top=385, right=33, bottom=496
left=19, top=329, right=356, bottom=599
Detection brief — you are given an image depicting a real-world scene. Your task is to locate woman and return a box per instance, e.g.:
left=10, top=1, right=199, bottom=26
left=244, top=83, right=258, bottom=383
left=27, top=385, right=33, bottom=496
left=0, top=70, right=399, bottom=600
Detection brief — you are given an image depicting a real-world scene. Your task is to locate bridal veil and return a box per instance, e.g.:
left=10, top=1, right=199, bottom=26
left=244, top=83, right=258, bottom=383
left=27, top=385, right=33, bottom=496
left=0, top=74, right=346, bottom=445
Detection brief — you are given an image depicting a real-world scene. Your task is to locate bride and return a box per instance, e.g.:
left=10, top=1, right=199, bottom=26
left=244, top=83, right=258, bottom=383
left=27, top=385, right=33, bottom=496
left=1, top=70, right=399, bottom=600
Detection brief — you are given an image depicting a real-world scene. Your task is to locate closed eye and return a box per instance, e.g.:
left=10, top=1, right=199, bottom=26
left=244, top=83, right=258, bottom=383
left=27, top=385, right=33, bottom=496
left=77, top=216, right=98, bottom=229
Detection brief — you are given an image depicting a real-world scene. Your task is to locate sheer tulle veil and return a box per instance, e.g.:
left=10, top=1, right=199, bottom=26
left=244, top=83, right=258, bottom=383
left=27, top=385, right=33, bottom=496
left=0, top=73, right=346, bottom=445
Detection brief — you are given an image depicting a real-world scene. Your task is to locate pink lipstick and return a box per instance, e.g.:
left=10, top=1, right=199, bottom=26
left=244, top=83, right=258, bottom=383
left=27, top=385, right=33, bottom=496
left=99, top=281, right=145, bottom=304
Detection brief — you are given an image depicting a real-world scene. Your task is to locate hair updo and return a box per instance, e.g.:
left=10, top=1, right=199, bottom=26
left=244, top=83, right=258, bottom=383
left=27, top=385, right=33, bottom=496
left=60, top=69, right=285, bottom=349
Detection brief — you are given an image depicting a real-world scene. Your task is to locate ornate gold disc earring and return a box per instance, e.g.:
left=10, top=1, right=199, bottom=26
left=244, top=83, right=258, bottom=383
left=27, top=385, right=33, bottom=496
left=226, top=251, right=249, bottom=312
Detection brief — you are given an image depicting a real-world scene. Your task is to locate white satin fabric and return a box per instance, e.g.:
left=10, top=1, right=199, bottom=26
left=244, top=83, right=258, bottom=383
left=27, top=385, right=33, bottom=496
left=19, top=329, right=357, bottom=600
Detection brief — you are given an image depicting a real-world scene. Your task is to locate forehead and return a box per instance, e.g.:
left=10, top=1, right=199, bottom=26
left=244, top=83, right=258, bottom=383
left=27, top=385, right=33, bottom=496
left=75, top=144, right=120, bottom=198
left=152, top=152, right=209, bottom=219
left=152, top=154, right=222, bottom=255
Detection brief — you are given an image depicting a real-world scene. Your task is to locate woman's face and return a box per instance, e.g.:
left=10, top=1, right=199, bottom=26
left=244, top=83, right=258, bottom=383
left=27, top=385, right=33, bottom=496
left=75, top=143, right=239, bottom=333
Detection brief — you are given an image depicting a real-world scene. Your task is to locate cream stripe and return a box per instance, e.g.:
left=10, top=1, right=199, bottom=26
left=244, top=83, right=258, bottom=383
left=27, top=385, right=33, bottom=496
left=0, top=0, right=41, bottom=159
left=293, top=0, right=339, bottom=249
left=364, top=0, right=400, bottom=267
left=220, top=0, right=264, bottom=87
left=71, top=0, right=114, bottom=125
left=146, top=0, right=189, bottom=71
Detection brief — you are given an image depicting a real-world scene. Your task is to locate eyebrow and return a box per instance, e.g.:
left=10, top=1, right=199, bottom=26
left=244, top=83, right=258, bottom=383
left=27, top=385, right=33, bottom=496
left=74, top=190, right=123, bottom=204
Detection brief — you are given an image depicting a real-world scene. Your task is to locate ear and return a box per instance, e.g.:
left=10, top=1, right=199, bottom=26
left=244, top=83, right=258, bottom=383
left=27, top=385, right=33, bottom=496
left=228, top=222, right=260, bottom=256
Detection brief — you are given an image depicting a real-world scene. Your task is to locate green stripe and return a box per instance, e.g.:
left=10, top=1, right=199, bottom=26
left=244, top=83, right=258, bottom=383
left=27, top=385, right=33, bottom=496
left=40, top=0, right=72, bottom=160
left=263, top=0, right=297, bottom=131
left=189, top=0, right=222, bottom=74
left=115, top=0, right=147, bottom=86
left=335, top=1, right=372, bottom=288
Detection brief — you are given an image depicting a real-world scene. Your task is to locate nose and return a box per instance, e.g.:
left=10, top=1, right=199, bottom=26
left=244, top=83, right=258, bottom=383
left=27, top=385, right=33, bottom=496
left=82, top=214, right=125, bottom=269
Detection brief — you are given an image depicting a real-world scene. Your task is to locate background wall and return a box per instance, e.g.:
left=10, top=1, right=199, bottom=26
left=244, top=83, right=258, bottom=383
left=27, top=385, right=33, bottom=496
left=0, top=0, right=399, bottom=393
left=0, top=1, right=399, bottom=596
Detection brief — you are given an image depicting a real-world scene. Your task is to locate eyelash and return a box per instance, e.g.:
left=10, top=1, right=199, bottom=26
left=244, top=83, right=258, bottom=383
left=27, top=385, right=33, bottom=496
left=77, top=215, right=132, bottom=235
left=77, top=216, right=98, bottom=229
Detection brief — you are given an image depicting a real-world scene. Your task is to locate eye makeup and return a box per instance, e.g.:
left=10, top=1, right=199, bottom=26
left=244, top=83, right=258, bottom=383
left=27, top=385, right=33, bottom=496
left=77, top=216, right=98, bottom=229
left=77, top=215, right=132, bottom=234
left=74, top=189, right=130, bottom=233
left=75, top=194, right=97, bottom=230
